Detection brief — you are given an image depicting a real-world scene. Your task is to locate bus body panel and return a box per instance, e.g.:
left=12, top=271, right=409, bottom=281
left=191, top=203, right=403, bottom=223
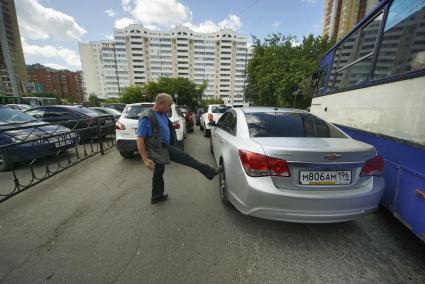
left=311, top=0, right=425, bottom=241
left=337, top=126, right=425, bottom=242
left=311, top=76, right=425, bottom=146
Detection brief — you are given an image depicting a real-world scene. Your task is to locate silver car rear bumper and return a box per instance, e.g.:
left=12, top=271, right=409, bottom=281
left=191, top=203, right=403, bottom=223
left=229, top=175, right=385, bottom=223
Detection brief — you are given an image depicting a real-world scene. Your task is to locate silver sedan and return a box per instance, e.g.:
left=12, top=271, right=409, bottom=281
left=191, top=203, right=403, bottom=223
left=209, top=107, right=385, bottom=223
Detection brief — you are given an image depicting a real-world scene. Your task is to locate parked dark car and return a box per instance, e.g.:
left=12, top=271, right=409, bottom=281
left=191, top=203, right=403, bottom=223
left=195, top=107, right=204, bottom=126
left=5, top=104, right=32, bottom=111
left=90, top=107, right=121, bottom=119
left=24, top=106, right=113, bottom=142
left=0, top=107, right=77, bottom=171
left=102, top=103, right=127, bottom=113
left=177, top=106, right=194, bottom=133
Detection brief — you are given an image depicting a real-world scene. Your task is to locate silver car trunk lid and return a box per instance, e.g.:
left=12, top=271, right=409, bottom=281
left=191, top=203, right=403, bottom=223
left=252, top=137, right=376, bottom=190
left=253, top=137, right=375, bottom=163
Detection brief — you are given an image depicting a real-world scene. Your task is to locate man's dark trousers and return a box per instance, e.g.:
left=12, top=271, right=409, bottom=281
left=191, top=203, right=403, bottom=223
left=151, top=144, right=216, bottom=199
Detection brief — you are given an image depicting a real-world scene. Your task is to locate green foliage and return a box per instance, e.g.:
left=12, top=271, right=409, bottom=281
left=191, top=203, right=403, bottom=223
left=104, top=98, right=121, bottom=104
left=245, top=34, right=334, bottom=109
left=120, top=85, right=149, bottom=103
left=145, top=77, right=207, bottom=108
left=118, top=78, right=207, bottom=108
left=146, top=77, right=207, bottom=108
left=88, top=94, right=101, bottom=106
left=199, top=98, right=224, bottom=108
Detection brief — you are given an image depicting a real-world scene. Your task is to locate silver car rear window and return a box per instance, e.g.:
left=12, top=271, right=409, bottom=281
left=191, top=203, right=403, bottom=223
left=245, top=112, right=347, bottom=138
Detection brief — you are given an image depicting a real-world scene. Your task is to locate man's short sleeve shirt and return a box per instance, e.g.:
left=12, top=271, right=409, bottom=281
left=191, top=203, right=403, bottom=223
left=136, top=111, right=170, bottom=145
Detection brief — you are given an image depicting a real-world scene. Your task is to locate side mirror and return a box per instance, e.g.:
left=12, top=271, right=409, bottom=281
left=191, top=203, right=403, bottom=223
left=208, top=121, right=216, bottom=127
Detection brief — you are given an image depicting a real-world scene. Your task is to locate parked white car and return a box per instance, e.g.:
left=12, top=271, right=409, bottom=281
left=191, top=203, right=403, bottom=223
left=199, top=104, right=231, bottom=137
left=115, top=102, right=186, bottom=158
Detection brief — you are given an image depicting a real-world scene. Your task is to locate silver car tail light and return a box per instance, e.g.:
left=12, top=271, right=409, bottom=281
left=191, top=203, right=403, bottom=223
left=239, top=150, right=290, bottom=177
left=360, top=156, right=384, bottom=177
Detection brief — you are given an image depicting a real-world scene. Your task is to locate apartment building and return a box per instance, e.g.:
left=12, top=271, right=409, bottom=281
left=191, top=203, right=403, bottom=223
left=322, top=0, right=380, bottom=40
left=80, top=25, right=251, bottom=103
left=0, top=0, right=27, bottom=97
left=27, top=64, right=85, bottom=102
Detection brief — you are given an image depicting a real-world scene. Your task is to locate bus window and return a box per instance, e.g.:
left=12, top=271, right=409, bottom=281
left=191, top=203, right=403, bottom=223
left=21, top=97, right=41, bottom=107
left=332, top=13, right=383, bottom=90
left=373, top=0, right=425, bottom=80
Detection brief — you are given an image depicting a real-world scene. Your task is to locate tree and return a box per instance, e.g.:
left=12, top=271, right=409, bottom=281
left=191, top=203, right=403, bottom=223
left=245, top=34, right=334, bottom=109
left=145, top=77, right=207, bottom=109
left=88, top=94, right=101, bottom=106
left=120, top=85, right=149, bottom=103
left=199, top=98, right=224, bottom=108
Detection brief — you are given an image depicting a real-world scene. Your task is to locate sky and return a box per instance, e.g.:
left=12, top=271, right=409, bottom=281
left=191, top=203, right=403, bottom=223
left=15, top=0, right=324, bottom=71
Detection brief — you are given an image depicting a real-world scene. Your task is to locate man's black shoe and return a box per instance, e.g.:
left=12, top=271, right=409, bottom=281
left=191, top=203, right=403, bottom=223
left=207, top=166, right=224, bottom=180
left=151, top=194, right=169, bottom=204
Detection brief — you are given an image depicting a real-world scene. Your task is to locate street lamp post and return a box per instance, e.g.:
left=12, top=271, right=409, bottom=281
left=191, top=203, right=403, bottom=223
left=174, top=93, right=178, bottom=105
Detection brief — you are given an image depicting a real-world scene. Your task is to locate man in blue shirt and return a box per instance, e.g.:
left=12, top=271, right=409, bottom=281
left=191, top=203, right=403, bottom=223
left=136, top=93, right=222, bottom=204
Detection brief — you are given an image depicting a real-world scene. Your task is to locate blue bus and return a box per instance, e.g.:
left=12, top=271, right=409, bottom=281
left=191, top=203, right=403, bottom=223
left=311, top=0, right=425, bottom=241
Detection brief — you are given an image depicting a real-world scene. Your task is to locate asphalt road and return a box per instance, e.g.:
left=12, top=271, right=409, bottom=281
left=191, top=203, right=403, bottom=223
left=0, top=128, right=424, bottom=283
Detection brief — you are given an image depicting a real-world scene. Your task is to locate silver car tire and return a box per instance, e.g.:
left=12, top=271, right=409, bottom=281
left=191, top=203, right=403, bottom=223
left=219, top=163, right=231, bottom=206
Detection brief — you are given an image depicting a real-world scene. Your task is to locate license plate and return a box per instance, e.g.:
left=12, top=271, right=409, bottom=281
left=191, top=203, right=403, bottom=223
left=55, top=139, right=73, bottom=148
left=299, top=170, right=351, bottom=185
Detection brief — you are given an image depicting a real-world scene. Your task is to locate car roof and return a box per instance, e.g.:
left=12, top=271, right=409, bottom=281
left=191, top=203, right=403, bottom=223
left=125, top=102, right=154, bottom=106
left=240, top=107, right=308, bottom=114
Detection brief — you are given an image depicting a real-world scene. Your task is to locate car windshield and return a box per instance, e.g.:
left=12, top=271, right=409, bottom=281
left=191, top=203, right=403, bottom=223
left=0, top=107, right=38, bottom=124
left=211, top=106, right=230, bottom=113
left=244, top=112, right=348, bottom=138
left=123, top=105, right=154, bottom=119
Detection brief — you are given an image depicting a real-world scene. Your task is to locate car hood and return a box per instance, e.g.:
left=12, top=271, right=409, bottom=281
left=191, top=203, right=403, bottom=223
left=0, top=122, right=72, bottom=143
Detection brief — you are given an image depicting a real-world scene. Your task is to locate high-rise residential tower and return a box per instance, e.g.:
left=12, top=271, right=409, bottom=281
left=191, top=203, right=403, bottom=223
left=80, top=25, right=251, bottom=103
left=322, top=0, right=380, bottom=40
left=0, top=0, right=27, bottom=97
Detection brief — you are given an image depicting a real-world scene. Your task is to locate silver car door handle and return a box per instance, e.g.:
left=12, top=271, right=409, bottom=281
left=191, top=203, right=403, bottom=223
left=219, top=139, right=224, bottom=143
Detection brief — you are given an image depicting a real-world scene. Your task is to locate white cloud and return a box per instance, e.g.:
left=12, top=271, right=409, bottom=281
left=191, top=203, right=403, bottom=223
left=105, top=9, right=115, bottom=17
left=273, top=21, right=281, bottom=29
left=15, top=0, right=86, bottom=41
left=21, top=38, right=81, bottom=68
left=291, top=39, right=302, bottom=47
left=122, top=0, right=191, bottom=29
left=117, top=1, right=242, bottom=33
left=44, top=63, right=67, bottom=70
left=115, top=17, right=136, bottom=29
left=184, top=14, right=242, bottom=33
left=301, top=0, right=317, bottom=4
left=105, top=34, right=114, bottom=40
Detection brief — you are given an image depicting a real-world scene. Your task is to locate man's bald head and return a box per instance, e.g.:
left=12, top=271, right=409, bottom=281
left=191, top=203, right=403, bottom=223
left=155, top=93, right=173, bottom=104
left=154, top=93, right=173, bottom=113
